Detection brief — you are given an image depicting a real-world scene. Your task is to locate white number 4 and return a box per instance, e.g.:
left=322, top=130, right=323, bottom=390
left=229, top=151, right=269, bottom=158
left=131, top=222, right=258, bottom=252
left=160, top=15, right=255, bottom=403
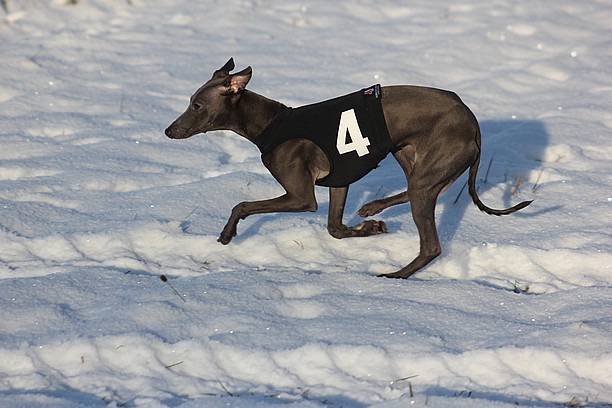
left=336, top=109, right=370, bottom=157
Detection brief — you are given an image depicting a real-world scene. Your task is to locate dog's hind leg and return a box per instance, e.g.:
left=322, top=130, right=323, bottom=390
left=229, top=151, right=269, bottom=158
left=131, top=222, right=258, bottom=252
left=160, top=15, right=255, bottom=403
left=379, top=187, right=441, bottom=279
left=327, top=187, right=388, bottom=238
left=378, top=134, right=477, bottom=278
left=358, top=146, right=415, bottom=217
left=358, top=191, right=408, bottom=218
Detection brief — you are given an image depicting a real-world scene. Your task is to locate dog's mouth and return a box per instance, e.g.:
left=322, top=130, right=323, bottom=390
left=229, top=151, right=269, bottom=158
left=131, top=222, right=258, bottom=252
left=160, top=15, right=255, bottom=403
left=165, top=125, right=202, bottom=139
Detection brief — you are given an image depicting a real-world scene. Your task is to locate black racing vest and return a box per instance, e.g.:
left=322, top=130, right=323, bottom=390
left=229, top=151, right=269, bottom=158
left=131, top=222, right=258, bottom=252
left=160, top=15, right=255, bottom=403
left=255, top=85, right=393, bottom=187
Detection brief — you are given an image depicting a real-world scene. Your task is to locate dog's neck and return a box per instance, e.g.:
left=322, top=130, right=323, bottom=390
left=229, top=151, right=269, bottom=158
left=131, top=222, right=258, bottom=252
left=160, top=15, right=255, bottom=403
left=230, top=90, right=287, bottom=142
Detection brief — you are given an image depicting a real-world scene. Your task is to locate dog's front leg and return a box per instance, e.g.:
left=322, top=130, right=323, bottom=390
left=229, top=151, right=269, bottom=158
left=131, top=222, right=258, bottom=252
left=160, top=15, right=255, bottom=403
left=218, top=142, right=321, bottom=244
left=327, top=187, right=388, bottom=238
left=218, top=193, right=317, bottom=244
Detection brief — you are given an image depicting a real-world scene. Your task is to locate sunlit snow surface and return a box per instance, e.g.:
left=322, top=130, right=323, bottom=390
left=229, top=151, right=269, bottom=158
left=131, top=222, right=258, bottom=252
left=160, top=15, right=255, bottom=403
left=1, top=1, right=611, bottom=407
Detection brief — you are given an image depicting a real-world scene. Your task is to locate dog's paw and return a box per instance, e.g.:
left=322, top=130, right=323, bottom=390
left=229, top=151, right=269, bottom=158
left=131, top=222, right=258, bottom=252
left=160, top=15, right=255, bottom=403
left=354, top=220, right=388, bottom=235
left=217, top=231, right=235, bottom=245
left=217, top=236, right=229, bottom=245
left=218, top=222, right=238, bottom=245
left=357, top=202, right=383, bottom=218
left=377, top=271, right=408, bottom=279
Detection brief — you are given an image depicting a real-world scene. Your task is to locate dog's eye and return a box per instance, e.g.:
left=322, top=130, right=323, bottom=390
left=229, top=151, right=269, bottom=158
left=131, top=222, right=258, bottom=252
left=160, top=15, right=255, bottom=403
left=192, top=102, right=202, bottom=111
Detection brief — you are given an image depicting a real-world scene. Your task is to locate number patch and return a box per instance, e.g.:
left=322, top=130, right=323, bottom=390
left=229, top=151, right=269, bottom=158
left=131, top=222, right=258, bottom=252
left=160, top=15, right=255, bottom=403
left=336, top=109, right=370, bottom=157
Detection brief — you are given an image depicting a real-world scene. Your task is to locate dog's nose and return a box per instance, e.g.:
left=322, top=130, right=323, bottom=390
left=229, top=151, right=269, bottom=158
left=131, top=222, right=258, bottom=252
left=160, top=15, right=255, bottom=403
left=164, top=126, right=173, bottom=138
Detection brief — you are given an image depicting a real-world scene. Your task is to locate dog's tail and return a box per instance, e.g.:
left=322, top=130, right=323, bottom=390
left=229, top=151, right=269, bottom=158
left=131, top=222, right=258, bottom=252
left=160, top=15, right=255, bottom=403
left=468, top=132, right=533, bottom=216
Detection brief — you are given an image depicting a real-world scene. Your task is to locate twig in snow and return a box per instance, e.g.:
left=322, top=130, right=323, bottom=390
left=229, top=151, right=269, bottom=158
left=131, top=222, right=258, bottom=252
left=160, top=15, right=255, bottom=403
left=119, top=93, right=126, bottom=114
left=218, top=380, right=233, bottom=397
left=483, top=154, right=494, bottom=184
left=511, top=176, right=523, bottom=196
left=389, top=375, right=418, bottom=403
left=185, top=205, right=199, bottom=220
left=511, top=280, right=530, bottom=294
left=160, top=274, right=186, bottom=302
left=119, top=92, right=135, bottom=119
left=1, top=0, right=8, bottom=14
left=165, top=361, right=184, bottom=369
left=565, top=396, right=582, bottom=407
left=532, top=169, right=544, bottom=193
left=453, top=181, right=468, bottom=204
left=389, top=374, right=419, bottom=385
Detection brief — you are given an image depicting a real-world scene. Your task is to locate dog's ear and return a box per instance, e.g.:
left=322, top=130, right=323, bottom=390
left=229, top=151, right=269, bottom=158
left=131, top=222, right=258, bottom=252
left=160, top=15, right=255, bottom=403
left=223, top=66, right=252, bottom=94
left=212, top=58, right=235, bottom=79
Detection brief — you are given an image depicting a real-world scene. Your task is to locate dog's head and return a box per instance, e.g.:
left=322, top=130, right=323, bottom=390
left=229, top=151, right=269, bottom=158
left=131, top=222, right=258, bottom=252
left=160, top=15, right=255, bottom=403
left=165, top=58, right=252, bottom=139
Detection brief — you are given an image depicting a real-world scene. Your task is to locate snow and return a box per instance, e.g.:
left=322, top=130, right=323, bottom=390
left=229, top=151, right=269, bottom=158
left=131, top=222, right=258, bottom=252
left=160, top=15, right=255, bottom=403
left=1, top=0, right=611, bottom=406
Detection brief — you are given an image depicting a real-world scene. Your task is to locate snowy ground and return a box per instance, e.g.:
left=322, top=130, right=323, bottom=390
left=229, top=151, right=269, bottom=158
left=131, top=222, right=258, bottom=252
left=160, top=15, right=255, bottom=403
left=1, top=0, right=611, bottom=407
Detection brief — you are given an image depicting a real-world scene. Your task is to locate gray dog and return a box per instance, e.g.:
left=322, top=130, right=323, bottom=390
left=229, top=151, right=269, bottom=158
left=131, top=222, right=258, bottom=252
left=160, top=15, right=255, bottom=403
left=166, top=58, right=532, bottom=278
